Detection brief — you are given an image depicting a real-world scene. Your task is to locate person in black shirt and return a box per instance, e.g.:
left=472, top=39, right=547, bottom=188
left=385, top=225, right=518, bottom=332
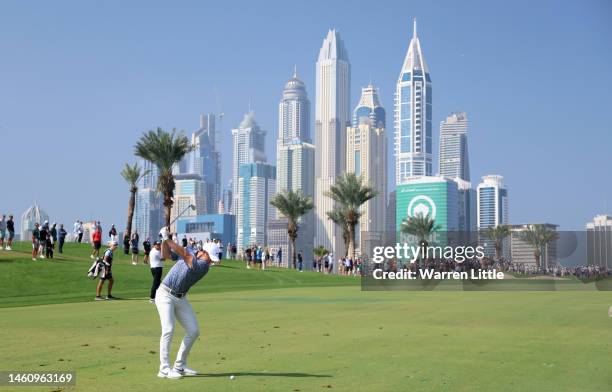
left=6, top=215, right=15, bottom=251
left=181, top=235, right=188, bottom=248
left=123, top=232, right=130, bottom=255
left=58, top=224, right=67, bottom=253
left=143, top=237, right=151, bottom=265
left=39, top=223, right=49, bottom=259
left=131, top=231, right=140, bottom=265
left=45, top=223, right=55, bottom=259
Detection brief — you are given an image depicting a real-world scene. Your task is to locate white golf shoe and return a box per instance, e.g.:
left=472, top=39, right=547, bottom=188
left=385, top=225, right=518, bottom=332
left=174, top=366, right=198, bottom=376
left=157, top=368, right=183, bottom=379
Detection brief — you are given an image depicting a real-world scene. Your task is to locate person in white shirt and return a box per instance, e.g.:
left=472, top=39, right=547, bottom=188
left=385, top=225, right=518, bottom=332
left=149, top=240, right=164, bottom=304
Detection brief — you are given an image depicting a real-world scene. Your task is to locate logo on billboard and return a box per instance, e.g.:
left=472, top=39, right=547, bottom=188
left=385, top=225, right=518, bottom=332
left=407, top=195, right=437, bottom=220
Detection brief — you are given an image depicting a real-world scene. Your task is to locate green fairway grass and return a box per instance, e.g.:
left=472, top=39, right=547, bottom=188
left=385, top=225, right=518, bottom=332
left=0, top=243, right=611, bottom=391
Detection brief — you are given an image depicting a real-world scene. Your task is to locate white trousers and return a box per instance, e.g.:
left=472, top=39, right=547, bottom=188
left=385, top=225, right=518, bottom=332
left=155, top=288, right=200, bottom=371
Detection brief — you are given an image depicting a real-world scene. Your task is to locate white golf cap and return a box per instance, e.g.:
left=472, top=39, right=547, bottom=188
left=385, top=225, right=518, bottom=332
left=202, top=241, right=220, bottom=262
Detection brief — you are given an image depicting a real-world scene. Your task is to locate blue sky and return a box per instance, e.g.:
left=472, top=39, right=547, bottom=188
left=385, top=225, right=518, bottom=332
left=0, top=0, right=610, bottom=232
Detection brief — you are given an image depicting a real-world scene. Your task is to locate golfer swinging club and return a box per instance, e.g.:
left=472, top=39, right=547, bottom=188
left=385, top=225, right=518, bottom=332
left=156, top=226, right=220, bottom=379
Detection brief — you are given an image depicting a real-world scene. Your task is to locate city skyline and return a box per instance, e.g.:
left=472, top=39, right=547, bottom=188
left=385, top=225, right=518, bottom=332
left=1, top=1, right=611, bottom=232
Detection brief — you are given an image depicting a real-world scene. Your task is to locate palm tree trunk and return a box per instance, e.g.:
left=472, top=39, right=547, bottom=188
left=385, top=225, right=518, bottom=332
left=126, top=189, right=136, bottom=239
left=348, top=223, right=356, bottom=260
left=291, top=236, right=297, bottom=269
left=163, top=192, right=173, bottom=228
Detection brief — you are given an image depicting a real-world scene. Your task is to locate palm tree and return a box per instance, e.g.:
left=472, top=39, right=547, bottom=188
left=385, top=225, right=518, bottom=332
left=326, top=209, right=350, bottom=257
left=269, top=190, right=314, bottom=269
left=325, top=173, right=379, bottom=260
left=120, top=162, right=149, bottom=240
left=521, top=224, right=559, bottom=269
left=400, top=213, right=440, bottom=267
left=134, top=128, right=192, bottom=227
left=313, top=245, right=328, bottom=258
left=483, top=224, right=510, bottom=261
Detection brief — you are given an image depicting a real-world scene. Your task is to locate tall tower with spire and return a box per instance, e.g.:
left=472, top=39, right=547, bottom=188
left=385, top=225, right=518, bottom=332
left=314, top=29, right=350, bottom=256
left=395, top=18, right=432, bottom=184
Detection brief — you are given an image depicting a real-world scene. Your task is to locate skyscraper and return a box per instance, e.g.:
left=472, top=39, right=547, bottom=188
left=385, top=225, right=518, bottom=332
left=586, top=215, right=612, bottom=269
left=477, top=175, right=509, bottom=257
left=278, top=67, right=311, bottom=144
left=236, top=162, right=276, bottom=249
left=231, top=111, right=267, bottom=215
left=346, top=84, right=387, bottom=255
left=190, top=114, right=221, bottom=214
left=439, top=112, right=470, bottom=181
left=395, top=19, right=432, bottom=183
left=175, top=114, right=221, bottom=215
left=134, top=159, right=163, bottom=240
left=273, top=69, right=315, bottom=266
left=314, top=29, right=350, bottom=255
left=171, top=173, right=207, bottom=231
left=277, top=69, right=315, bottom=196
left=477, top=175, right=509, bottom=229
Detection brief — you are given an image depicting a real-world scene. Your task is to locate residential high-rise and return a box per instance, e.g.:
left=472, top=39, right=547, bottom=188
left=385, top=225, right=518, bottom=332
left=586, top=215, right=612, bottom=269
left=477, top=175, right=509, bottom=258
left=346, top=84, right=387, bottom=255
left=477, top=175, right=509, bottom=228
left=278, top=67, right=311, bottom=144
left=236, top=162, right=276, bottom=250
left=175, top=114, right=222, bottom=215
left=455, top=178, right=476, bottom=233
left=231, top=111, right=267, bottom=215
left=273, top=69, right=316, bottom=265
left=171, top=173, right=206, bottom=231
left=439, top=112, right=470, bottom=181
left=190, top=114, right=221, bottom=214
left=134, top=159, right=163, bottom=240
left=314, top=29, right=350, bottom=256
left=395, top=18, right=432, bottom=183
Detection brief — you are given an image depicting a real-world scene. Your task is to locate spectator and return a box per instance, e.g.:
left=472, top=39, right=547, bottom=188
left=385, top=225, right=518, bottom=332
left=277, top=247, right=283, bottom=267
left=38, top=222, right=49, bottom=259
left=131, top=230, right=140, bottom=265
left=31, top=223, right=40, bottom=261
left=6, top=215, right=14, bottom=251
left=45, top=228, right=54, bottom=259
left=149, top=240, right=164, bottom=304
left=143, top=237, right=151, bottom=265
left=95, top=241, right=118, bottom=301
left=108, top=225, right=117, bottom=242
left=50, top=223, right=57, bottom=254
left=181, top=235, right=188, bottom=248
left=298, top=250, right=303, bottom=272
left=245, top=246, right=253, bottom=269
left=58, top=224, right=67, bottom=253
left=0, top=214, right=5, bottom=250
left=91, top=227, right=102, bottom=259
left=122, top=232, right=130, bottom=255
left=77, top=221, right=84, bottom=243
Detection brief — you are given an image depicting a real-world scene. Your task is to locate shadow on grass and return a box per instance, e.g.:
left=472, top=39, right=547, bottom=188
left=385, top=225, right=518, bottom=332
left=193, top=372, right=331, bottom=378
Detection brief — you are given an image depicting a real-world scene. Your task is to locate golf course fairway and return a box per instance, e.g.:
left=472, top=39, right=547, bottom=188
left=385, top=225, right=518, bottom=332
left=1, top=244, right=611, bottom=391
